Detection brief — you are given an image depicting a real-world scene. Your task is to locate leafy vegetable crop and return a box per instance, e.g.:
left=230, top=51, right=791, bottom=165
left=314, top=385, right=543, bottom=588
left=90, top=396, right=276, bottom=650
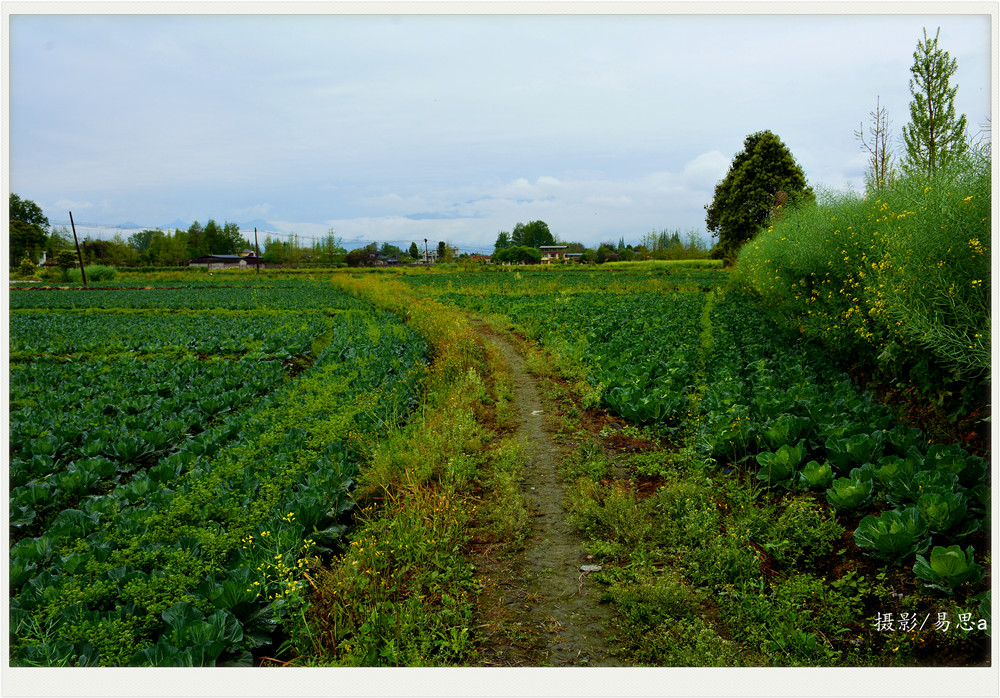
left=8, top=284, right=428, bottom=667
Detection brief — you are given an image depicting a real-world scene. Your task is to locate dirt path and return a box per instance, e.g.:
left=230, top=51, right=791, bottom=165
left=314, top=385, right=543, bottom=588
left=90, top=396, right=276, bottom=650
left=473, top=322, right=624, bottom=667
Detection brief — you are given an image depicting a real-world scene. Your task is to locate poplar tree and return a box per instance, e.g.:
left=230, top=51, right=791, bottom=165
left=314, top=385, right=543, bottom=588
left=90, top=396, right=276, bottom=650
left=901, top=27, right=968, bottom=175
left=855, top=96, right=897, bottom=192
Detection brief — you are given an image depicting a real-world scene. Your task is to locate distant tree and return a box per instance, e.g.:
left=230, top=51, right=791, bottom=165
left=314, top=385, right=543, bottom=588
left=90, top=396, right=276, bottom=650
left=492, top=245, right=541, bottom=265
left=261, top=236, right=286, bottom=264
left=594, top=243, right=619, bottom=264
left=901, top=27, right=968, bottom=175
left=81, top=237, right=112, bottom=264
left=53, top=249, right=78, bottom=279
left=408, top=241, right=420, bottom=259
left=100, top=233, right=138, bottom=267
left=13, top=255, right=39, bottom=279
left=9, top=194, right=49, bottom=267
left=151, top=230, right=187, bottom=266
left=379, top=242, right=404, bottom=258
left=437, top=241, right=446, bottom=261
left=9, top=220, right=47, bottom=267
left=45, top=226, right=73, bottom=258
left=129, top=229, right=157, bottom=255
left=9, top=193, right=49, bottom=229
left=856, top=96, right=898, bottom=192
left=315, top=231, right=347, bottom=264
left=222, top=222, right=247, bottom=254
left=186, top=221, right=205, bottom=258
left=345, top=243, right=378, bottom=267
left=511, top=221, right=554, bottom=248
left=203, top=219, right=241, bottom=254
left=705, top=130, right=814, bottom=255
left=494, top=231, right=512, bottom=252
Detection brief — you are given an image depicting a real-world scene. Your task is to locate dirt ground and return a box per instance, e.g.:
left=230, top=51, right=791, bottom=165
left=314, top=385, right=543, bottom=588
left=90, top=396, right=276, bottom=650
left=469, top=323, right=624, bottom=667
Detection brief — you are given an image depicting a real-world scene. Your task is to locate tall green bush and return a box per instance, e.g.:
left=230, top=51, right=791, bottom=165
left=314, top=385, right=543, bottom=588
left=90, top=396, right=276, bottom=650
left=733, top=146, right=989, bottom=414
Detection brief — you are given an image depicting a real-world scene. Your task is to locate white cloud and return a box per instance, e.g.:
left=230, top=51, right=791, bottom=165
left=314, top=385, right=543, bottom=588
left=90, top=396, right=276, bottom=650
left=235, top=203, right=273, bottom=219
left=681, top=151, right=730, bottom=190
left=9, top=14, right=990, bottom=254
left=53, top=199, right=93, bottom=211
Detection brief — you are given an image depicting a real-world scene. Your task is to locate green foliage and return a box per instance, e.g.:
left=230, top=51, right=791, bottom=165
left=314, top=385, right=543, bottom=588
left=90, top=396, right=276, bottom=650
left=493, top=230, right=512, bottom=252
left=764, top=496, right=844, bottom=567
left=564, top=440, right=610, bottom=480
left=733, top=147, right=989, bottom=416
left=917, top=491, right=969, bottom=535
left=853, top=507, right=929, bottom=563
left=510, top=220, right=553, bottom=248
left=490, top=245, right=542, bottom=265
left=10, top=192, right=50, bottom=228
left=9, top=286, right=428, bottom=666
left=10, top=220, right=48, bottom=267
left=14, top=256, right=40, bottom=280
left=913, top=544, right=984, bottom=595
left=68, top=264, right=118, bottom=282
left=825, top=473, right=874, bottom=511
left=602, top=567, right=740, bottom=666
left=902, top=27, right=969, bottom=175
left=798, top=461, right=834, bottom=490
left=755, top=441, right=806, bottom=488
left=705, top=130, right=815, bottom=255
left=568, top=481, right=653, bottom=560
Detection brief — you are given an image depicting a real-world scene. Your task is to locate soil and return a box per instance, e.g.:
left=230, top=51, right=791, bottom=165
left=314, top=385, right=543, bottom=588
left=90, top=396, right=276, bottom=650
left=469, top=322, right=625, bottom=667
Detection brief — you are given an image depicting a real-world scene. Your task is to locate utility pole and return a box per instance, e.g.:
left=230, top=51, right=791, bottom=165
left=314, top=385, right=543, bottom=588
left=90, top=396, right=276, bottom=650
left=424, top=238, right=429, bottom=267
left=254, top=227, right=260, bottom=275
left=68, top=211, right=87, bottom=287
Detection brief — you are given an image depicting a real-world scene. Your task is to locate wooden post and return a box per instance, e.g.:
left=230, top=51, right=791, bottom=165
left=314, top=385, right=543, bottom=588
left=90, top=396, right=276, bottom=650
left=68, top=211, right=87, bottom=287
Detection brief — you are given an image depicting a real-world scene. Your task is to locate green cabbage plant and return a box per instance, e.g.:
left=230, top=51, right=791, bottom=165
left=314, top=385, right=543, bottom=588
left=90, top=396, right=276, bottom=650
left=756, top=441, right=806, bottom=488
left=825, top=472, right=874, bottom=510
left=913, top=544, right=985, bottom=595
left=853, top=507, right=929, bottom=564
left=798, top=460, right=834, bottom=490
left=918, top=491, right=969, bottom=536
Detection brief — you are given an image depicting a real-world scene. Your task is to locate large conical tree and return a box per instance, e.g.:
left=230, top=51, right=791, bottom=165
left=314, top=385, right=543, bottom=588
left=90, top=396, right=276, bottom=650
left=901, top=28, right=968, bottom=176
left=705, top=130, right=814, bottom=255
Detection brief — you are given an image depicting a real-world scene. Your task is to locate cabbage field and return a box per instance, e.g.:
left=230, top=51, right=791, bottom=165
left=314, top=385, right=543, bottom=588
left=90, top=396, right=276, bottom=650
left=8, top=265, right=991, bottom=669
left=399, top=263, right=991, bottom=666
left=9, top=280, right=427, bottom=666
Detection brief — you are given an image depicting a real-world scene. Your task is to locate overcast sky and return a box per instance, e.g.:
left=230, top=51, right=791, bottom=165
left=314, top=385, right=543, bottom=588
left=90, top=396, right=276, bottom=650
left=6, top=9, right=993, bottom=252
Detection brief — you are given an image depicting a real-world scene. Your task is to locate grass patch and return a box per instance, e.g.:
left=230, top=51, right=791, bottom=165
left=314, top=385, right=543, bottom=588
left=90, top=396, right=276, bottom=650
left=279, top=274, right=529, bottom=666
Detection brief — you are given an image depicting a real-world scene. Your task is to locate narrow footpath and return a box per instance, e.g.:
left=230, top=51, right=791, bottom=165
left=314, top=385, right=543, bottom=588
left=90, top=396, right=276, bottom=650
left=473, top=323, right=623, bottom=667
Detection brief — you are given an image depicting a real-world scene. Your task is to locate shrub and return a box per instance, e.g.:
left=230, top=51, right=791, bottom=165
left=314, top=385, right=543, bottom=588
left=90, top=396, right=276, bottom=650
left=13, top=256, right=39, bottom=280
left=68, top=265, right=118, bottom=282
left=764, top=496, right=844, bottom=567
left=733, top=145, right=989, bottom=416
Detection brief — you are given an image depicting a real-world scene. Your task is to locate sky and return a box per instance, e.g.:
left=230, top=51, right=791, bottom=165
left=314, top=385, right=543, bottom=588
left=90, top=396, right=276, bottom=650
left=6, top=8, right=994, bottom=254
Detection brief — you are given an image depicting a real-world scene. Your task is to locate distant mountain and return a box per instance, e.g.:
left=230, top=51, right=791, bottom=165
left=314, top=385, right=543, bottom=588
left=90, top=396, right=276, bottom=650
left=116, top=221, right=143, bottom=229
left=163, top=219, right=190, bottom=231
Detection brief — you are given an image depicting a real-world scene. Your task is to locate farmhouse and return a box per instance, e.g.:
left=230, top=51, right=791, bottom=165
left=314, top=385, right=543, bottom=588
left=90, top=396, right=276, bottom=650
left=539, top=245, right=568, bottom=264
left=187, top=254, right=266, bottom=269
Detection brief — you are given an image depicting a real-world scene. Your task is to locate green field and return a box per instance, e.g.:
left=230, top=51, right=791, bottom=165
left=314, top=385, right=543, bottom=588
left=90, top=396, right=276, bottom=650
left=8, top=264, right=990, bottom=668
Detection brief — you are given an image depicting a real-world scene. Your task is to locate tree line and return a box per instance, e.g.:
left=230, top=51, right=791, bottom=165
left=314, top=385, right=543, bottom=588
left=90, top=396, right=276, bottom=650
left=6, top=211, right=254, bottom=269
